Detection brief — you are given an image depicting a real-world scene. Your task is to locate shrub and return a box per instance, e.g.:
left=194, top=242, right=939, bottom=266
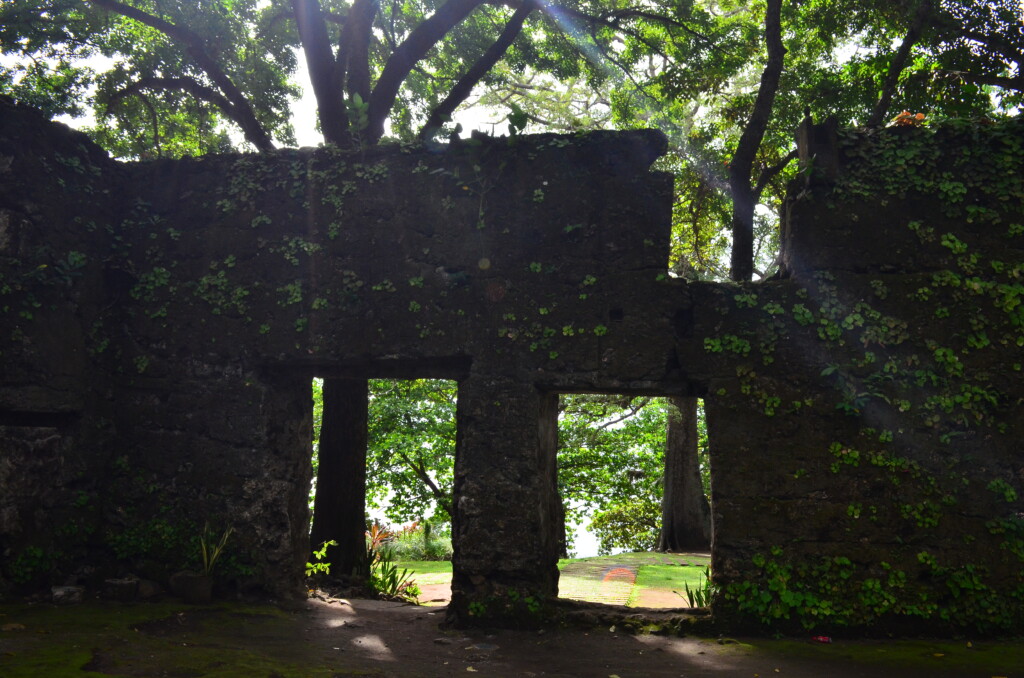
left=379, top=521, right=453, bottom=561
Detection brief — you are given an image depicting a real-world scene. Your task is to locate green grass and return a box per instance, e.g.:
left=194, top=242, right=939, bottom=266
left=634, top=563, right=707, bottom=591
left=558, top=551, right=710, bottom=568
left=395, top=560, right=452, bottom=586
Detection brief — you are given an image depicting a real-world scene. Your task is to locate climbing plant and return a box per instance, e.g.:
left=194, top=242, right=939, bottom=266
left=702, top=117, right=1024, bottom=633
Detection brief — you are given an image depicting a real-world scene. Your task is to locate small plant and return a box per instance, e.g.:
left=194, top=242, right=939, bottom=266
left=306, top=540, right=337, bottom=577
left=369, top=556, right=418, bottom=600
left=365, top=523, right=419, bottom=602
left=200, top=523, right=233, bottom=576
left=678, top=566, right=716, bottom=608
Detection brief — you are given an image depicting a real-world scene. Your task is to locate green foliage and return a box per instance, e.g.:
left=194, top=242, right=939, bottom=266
left=725, top=547, right=1024, bottom=633
left=366, top=379, right=457, bottom=524
left=106, top=513, right=196, bottom=568
left=589, top=498, right=660, bottom=555
left=681, top=566, right=716, bottom=608
left=379, top=522, right=453, bottom=562
left=305, top=539, right=336, bottom=577
left=558, top=395, right=710, bottom=554
left=464, top=587, right=546, bottom=627
left=365, top=524, right=419, bottom=602
left=506, top=102, right=529, bottom=136
left=2, top=0, right=297, bottom=157
left=700, top=119, right=1024, bottom=633
left=7, top=545, right=60, bottom=586
left=199, top=523, right=233, bottom=576
left=312, top=382, right=711, bottom=555
left=558, top=395, right=665, bottom=553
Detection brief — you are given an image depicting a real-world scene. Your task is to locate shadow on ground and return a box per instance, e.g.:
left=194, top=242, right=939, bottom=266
left=1, top=595, right=1021, bottom=677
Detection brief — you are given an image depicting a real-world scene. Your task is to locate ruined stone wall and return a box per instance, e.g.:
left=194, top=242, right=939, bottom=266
left=1, top=97, right=1021, bottom=634
left=680, top=119, right=1024, bottom=633
left=0, top=98, right=679, bottom=603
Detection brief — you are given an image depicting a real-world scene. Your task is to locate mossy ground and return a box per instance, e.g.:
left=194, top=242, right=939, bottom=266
left=1, top=596, right=1021, bottom=677
left=0, top=601, right=361, bottom=678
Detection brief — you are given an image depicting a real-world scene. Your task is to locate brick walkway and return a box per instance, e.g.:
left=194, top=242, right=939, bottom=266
left=557, top=562, right=638, bottom=605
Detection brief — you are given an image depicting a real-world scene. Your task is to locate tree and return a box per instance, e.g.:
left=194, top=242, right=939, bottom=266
left=311, top=378, right=457, bottom=527
left=365, top=378, right=457, bottom=524
left=0, top=0, right=718, bottom=152
left=657, top=397, right=711, bottom=551
left=310, top=378, right=369, bottom=576
left=558, top=395, right=671, bottom=555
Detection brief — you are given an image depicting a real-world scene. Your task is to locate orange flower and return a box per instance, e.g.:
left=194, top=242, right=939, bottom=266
left=894, top=110, right=926, bottom=127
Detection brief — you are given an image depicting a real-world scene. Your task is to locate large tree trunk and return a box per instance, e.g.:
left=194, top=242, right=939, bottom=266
left=291, top=0, right=349, bottom=146
left=657, top=397, right=711, bottom=552
left=310, top=378, right=369, bottom=577
left=539, top=393, right=567, bottom=559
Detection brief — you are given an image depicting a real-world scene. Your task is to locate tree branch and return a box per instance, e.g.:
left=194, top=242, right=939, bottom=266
left=396, top=449, right=453, bottom=517
left=959, top=71, right=1024, bottom=93
left=753, top=148, right=797, bottom=202
left=728, top=0, right=784, bottom=282
left=955, top=29, right=1024, bottom=68
left=107, top=75, right=235, bottom=116
left=597, top=8, right=714, bottom=45
left=595, top=397, right=651, bottom=431
left=419, top=0, right=535, bottom=139
left=866, top=0, right=932, bottom=127
left=552, top=4, right=673, bottom=61
left=291, top=0, right=348, bottom=144
left=140, top=93, right=162, bottom=157
left=367, top=0, right=483, bottom=144
left=339, top=0, right=379, bottom=107
left=86, top=0, right=274, bottom=151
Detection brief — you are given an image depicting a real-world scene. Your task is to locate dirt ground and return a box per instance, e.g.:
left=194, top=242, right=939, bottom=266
left=302, top=596, right=1021, bottom=678
left=3, top=594, right=1022, bottom=678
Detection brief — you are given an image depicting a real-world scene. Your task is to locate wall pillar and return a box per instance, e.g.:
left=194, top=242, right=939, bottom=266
left=448, top=374, right=561, bottom=626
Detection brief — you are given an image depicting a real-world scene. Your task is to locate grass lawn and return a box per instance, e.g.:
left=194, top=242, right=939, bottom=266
left=633, top=563, right=707, bottom=591
left=397, top=552, right=712, bottom=607
left=395, top=559, right=452, bottom=586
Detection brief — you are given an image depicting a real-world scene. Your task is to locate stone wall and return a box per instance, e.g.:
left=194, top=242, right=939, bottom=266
left=1, top=97, right=1021, bottom=634
left=682, top=119, right=1024, bottom=632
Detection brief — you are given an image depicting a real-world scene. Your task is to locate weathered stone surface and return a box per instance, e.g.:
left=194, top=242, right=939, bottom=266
left=1, top=98, right=1021, bottom=634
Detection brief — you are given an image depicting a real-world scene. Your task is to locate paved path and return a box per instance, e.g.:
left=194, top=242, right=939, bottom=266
left=558, top=562, right=638, bottom=605
left=414, top=551, right=712, bottom=608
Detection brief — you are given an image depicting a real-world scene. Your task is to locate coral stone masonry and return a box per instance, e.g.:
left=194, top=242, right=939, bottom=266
left=1, top=98, right=1022, bottom=634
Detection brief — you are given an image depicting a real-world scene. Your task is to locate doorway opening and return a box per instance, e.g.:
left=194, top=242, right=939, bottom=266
left=308, top=375, right=457, bottom=599
left=554, top=393, right=712, bottom=609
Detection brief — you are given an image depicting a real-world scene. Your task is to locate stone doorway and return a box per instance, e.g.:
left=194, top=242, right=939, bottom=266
left=307, top=361, right=468, bottom=580
left=552, top=393, right=713, bottom=608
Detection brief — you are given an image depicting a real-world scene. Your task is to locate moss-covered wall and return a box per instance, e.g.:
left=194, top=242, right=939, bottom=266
left=681, top=119, right=1024, bottom=634
left=0, top=98, right=678, bottom=606
left=1, top=97, right=1021, bottom=634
